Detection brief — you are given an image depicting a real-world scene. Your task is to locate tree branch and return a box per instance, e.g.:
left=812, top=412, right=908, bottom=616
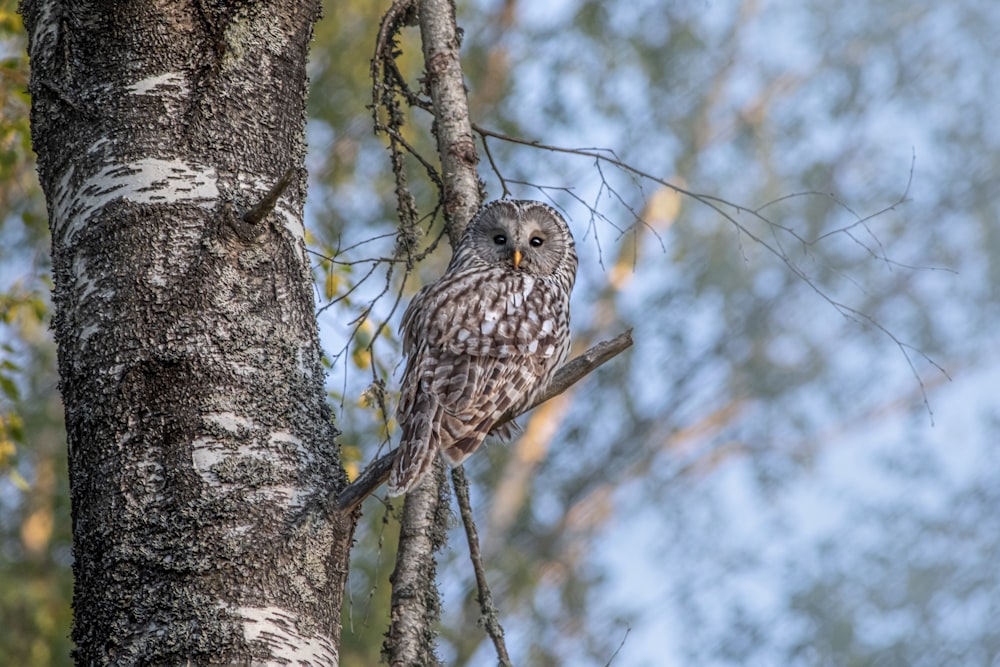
left=418, top=0, right=481, bottom=246
left=472, top=124, right=944, bottom=416
left=452, top=466, right=512, bottom=667
left=381, top=462, right=450, bottom=667
left=243, top=166, right=296, bottom=225
left=336, top=329, right=634, bottom=513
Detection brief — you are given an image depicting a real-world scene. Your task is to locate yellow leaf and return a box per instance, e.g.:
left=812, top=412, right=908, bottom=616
left=352, top=347, right=371, bottom=369
left=9, top=468, right=28, bottom=491
left=324, top=269, right=339, bottom=300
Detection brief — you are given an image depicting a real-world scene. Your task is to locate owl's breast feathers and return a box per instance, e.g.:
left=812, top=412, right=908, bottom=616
left=402, top=266, right=568, bottom=361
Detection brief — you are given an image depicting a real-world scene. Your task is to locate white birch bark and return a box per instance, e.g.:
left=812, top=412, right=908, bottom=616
left=22, top=1, right=355, bottom=663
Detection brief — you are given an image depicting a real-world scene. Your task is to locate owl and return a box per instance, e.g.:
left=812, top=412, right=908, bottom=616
left=387, top=200, right=578, bottom=496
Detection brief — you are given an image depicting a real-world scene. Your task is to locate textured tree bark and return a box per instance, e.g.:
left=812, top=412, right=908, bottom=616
left=22, top=1, right=354, bottom=664
left=418, top=0, right=483, bottom=247
left=384, top=462, right=450, bottom=667
left=385, top=0, right=482, bottom=663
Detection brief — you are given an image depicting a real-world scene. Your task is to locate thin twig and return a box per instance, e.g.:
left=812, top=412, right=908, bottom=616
left=603, top=624, right=631, bottom=667
left=336, top=329, right=634, bottom=513
left=478, top=133, right=511, bottom=198
left=473, top=125, right=947, bottom=419
left=452, top=466, right=512, bottom=667
left=371, top=0, right=418, bottom=116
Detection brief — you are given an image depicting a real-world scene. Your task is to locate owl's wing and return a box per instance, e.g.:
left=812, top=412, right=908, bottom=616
left=391, top=341, right=526, bottom=494
left=392, top=340, right=534, bottom=487
left=398, top=270, right=557, bottom=409
left=432, top=349, right=545, bottom=466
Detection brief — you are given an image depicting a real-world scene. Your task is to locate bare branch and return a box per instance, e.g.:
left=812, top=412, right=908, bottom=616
left=478, top=132, right=512, bottom=198
left=381, top=462, right=449, bottom=666
left=473, top=125, right=947, bottom=416
left=243, top=167, right=296, bottom=225
left=604, top=624, right=631, bottom=667
left=336, top=330, right=634, bottom=513
left=418, top=0, right=482, bottom=246
left=452, top=466, right=512, bottom=667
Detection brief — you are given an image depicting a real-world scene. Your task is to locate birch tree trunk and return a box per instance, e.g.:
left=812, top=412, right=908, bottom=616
left=22, top=1, right=355, bottom=663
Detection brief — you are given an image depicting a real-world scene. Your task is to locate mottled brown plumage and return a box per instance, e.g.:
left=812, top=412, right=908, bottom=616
left=387, top=200, right=578, bottom=496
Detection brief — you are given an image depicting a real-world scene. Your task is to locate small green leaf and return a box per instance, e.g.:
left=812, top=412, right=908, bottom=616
left=0, top=375, right=19, bottom=401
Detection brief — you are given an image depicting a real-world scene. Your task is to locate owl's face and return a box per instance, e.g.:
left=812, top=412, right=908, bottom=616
left=453, top=200, right=577, bottom=279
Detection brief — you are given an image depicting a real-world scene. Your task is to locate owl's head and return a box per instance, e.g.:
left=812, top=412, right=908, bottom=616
left=452, top=200, right=578, bottom=281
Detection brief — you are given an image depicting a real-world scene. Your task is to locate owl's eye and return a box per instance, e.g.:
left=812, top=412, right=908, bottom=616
left=530, top=236, right=544, bottom=247
left=493, top=234, right=507, bottom=245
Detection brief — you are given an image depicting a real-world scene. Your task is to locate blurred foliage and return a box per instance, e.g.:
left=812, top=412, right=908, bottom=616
left=329, top=1, right=998, bottom=665
left=0, top=3, right=70, bottom=663
left=3, top=0, right=998, bottom=665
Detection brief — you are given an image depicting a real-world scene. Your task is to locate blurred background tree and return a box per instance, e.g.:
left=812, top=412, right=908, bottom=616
left=2, top=0, right=996, bottom=664
left=0, top=3, right=72, bottom=665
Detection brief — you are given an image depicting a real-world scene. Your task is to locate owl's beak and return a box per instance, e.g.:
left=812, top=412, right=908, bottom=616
left=513, top=249, right=523, bottom=269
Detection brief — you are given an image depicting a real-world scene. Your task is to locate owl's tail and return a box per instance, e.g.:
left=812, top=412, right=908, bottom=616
left=387, top=395, right=440, bottom=497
